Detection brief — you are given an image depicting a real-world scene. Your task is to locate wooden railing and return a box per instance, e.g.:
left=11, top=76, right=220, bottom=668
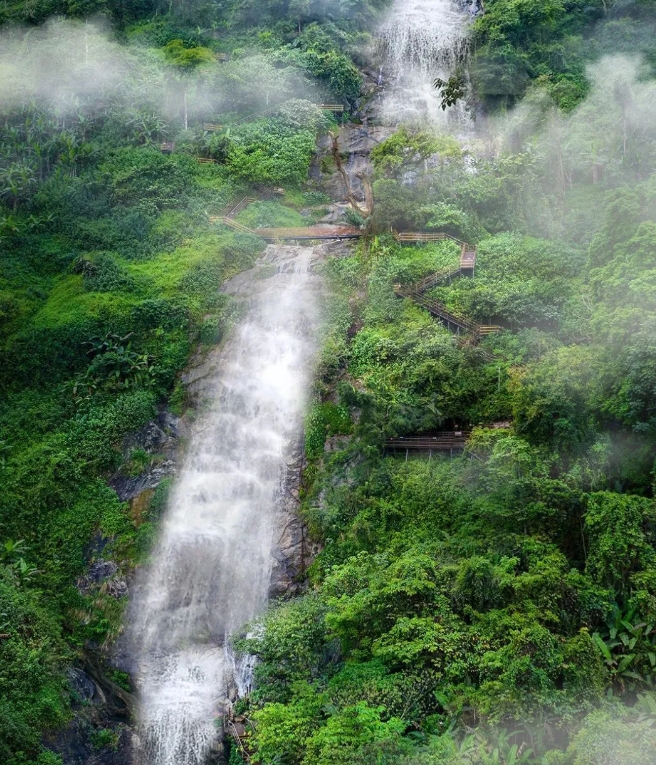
left=395, top=285, right=500, bottom=341
left=395, top=285, right=475, bottom=332
left=394, top=231, right=467, bottom=246
left=385, top=432, right=471, bottom=454
left=394, top=233, right=477, bottom=284
left=209, top=217, right=256, bottom=235
left=257, top=225, right=362, bottom=240
left=222, top=196, right=257, bottom=218
left=415, top=266, right=462, bottom=292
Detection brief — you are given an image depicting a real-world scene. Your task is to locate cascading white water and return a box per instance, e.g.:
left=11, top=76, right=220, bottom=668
left=129, top=245, right=321, bottom=765
left=378, top=0, right=474, bottom=125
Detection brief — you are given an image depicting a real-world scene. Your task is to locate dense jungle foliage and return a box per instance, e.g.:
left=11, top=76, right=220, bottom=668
left=1, top=0, right=656, bottom=763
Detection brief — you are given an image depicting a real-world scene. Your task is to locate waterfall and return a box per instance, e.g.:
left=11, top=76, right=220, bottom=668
left=377, top=0, right=474, bottom=125
left=128, top=245, right=322, bottom=765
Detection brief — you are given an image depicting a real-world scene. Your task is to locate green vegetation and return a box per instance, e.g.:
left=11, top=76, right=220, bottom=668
left=472, top=0, right=656, bottom=110
left=235, top=28, right=656, bottom=765
left=2, top=0, right=656, bottom=762
left=0, top=4, right=375, bottom=761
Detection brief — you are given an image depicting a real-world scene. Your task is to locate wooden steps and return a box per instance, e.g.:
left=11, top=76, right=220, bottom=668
left=395, top=285, right=475, bottom=333
left=415, top=266, right=463, bottom=292
left=394, top=285, right=501, bottom=342
left=225, top=196, right=257, bottom=218
left=461, top=245, right=476, bottom=270
left=209, top=217, right=256, bottom=235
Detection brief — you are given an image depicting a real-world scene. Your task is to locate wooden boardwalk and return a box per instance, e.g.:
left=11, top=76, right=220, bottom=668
left=461, top=245, right=476, bottom=271
left=394, top=231, right=466, bottom=245
left=394, top=231, right=477, bottom=280
left=385, top=432, right=470, bottom=457
left=210, top=195, right=361, bottom=240
left=256, top=225, right=361, bottom=240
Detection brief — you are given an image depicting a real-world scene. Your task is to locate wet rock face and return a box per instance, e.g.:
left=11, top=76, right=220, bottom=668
left=315, top=125, right=395, bottom=210
left=77, top=559, right=128, bottom=599
left=47, top=669, right=136, bottom=765
left=269, top=443, right=313, bottom=599
left=458, top=0, right=484, bottom=15
left=109, top=411, right=179, bottom=506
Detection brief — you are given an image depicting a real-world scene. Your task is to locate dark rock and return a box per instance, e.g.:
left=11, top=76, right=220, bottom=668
left=110, top=460, right=177, bottom=503
left=109, top=410, right=179, bottom=503
left=77, top=559, right=118, bottom=596
left=66, top=668, right=98, bottom=704
left=47, top=668, right=136, bottom=765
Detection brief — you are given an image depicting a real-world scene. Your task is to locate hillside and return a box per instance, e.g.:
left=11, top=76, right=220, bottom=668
left=1, top=1, right=656, bottom=764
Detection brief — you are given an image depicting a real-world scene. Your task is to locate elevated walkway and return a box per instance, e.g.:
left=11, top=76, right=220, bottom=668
left=257, top=225, right=361, bottom=240
left=385, top=431, right=470, bottom=457
left=394, top=231, right=465, bottom=245
left=209, top=216, right=362, bottom=240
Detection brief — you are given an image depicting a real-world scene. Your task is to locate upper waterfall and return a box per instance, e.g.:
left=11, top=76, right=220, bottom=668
left=377, top=0, right=474, bottom=125
left=127, top=246, right=322, bottom=765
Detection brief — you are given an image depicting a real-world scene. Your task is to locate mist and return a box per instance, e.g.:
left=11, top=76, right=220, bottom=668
left=0, top=19, right=318, bottom=136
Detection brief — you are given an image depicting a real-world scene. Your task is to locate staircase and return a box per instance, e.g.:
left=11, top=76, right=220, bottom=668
left=223, top=196, right=257, bottom=218
left=395, top=285, right=475, bottom=333
left=415, top=266, right=463, bottom=292
left=394, top=285, right=500, bottom=342
left=208, top=216, right=256, bottom=235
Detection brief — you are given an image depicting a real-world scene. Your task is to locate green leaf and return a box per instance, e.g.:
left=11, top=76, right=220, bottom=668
left=594, top=633, right=613, bottom=661
left=618, top=654, right=636, bottom=672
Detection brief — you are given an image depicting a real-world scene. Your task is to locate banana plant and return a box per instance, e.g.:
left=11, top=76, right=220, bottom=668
left=459, top=728, right=538, bottom=765
left=593, top=604, right=656, bottom=691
